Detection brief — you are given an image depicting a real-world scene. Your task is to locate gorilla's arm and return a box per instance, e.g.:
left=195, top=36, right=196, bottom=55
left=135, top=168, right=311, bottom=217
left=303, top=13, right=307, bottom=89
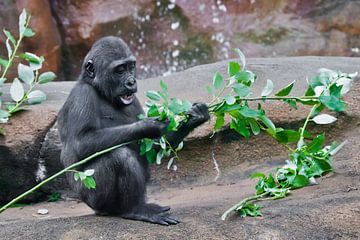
left=162, top=103, right=210, bottom=148
left=63, top=84, right=167, bottom=159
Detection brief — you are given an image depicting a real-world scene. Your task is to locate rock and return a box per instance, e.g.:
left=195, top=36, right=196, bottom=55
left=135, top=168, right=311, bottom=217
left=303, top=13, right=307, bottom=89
left=1, top=56, right=359, bottom=204
left=37, top=208, right=48, bottom=215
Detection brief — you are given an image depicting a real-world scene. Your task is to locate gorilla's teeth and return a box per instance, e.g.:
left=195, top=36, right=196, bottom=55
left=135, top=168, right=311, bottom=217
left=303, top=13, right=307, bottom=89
left=120, top=94, right=134, bottom=105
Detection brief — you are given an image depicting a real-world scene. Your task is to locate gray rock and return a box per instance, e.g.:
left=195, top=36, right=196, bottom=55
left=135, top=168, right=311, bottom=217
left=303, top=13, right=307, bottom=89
left=1, top=57, right=359, bottom=204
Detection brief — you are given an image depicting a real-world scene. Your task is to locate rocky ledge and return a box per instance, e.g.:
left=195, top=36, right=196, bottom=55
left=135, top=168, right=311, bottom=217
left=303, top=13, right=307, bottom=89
left=0, top=57, right=360, bottom=239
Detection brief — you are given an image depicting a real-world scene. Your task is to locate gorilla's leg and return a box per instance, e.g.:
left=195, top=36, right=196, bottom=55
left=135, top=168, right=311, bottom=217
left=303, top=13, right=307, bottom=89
left=76, top=148, right=177, bottom=225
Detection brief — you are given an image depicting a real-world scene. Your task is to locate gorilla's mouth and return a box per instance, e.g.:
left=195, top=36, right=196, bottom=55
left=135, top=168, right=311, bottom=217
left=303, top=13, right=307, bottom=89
left=120, top=94, right=134, bottom=105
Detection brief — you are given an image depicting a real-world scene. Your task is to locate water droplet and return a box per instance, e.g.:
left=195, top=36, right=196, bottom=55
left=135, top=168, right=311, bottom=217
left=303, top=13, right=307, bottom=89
left=172, top=50, right=180, bottom=58
left=171, top=22, right=180, bottom=30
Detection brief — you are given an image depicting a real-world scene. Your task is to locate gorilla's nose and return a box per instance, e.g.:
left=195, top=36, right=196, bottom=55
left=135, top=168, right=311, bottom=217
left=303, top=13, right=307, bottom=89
left=125, top=78, right=137, bottom=90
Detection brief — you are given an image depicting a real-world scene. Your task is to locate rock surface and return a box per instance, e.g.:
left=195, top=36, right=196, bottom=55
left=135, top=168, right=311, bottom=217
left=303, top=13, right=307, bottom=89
left=1, top=1, right=360, bottom=80
left=0, top=57, right=360, bottom=239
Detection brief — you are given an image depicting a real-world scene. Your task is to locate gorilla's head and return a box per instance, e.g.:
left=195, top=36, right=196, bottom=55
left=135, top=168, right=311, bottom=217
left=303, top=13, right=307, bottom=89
left=81, top=36, right=137, bottom=105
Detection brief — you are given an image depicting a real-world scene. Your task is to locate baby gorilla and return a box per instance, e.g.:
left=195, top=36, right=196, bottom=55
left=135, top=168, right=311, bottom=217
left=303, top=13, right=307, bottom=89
left=57, top=36, right=210, bottom=225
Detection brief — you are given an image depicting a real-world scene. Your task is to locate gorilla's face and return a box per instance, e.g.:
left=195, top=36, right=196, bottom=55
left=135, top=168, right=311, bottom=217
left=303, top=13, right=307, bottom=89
left=83, top=36, right=138, bottom=106
left=111, top=57, right=137, bottom=105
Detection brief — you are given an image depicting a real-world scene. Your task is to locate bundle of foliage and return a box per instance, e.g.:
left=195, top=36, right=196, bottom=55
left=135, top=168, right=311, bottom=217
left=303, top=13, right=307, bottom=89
left=0, top=9, right=56, bottom=135
left=139, top=49, right=356, bottom=219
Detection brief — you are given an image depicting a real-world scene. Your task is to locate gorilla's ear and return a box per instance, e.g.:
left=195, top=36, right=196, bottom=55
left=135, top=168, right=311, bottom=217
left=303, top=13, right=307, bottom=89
left=85, top=60, right=95, bottom=78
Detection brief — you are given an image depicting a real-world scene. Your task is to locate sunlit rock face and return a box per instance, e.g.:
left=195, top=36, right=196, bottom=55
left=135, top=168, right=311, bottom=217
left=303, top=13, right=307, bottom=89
left=0, top=0, right=360, bottom=80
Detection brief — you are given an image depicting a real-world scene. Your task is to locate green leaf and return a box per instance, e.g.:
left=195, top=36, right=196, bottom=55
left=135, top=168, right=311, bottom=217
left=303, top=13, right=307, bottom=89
left=237, top=203, right=262, bottom=217
left=147, top=105, right=160, bottom=117
left=160, top=80, right=167, bottom=91
left=259, top=115, right=276, bottom=134
left=230, top=118, right=250, bottom=138
left=160, top=137, right=166, bottom=149
left=176, top=141, right=184, bottom=151
left=250, top=172, right=265, bottom=179
left=306, top=134, right=325, bottom=153
left=214, top=113, right=225, bottom=130
left=305, top=86, right=315, bottom=96
left=146, top=90, right=161, bottom=101
left=213, top=72, right=223, bottom=89
left=74, top=172, right=80, bottom=181
left=23, top=28, right=35, bottom=37
left=0, top=127, right=4, bottom=135
left=206, top=86, right=216, bottom=96
left=3, top=29, right=16, bottom=45
left=239, top=106, right=261, bottom=118
left=234, top=48, right=246, bottom=71
left=20, top=52, right=42, bottom=64
left=83, top=176, right=96, bottom=189
left=224, top=95, right=236, bottom=105
left=275, top=129, right=300, bottom=144
left=19, top=9, right=27, bottom=35
left=27, top=90, right=46, bottom=104
left=248, top=119, right=260, bottom=135
left=84, top=169, right=95, bottom=176
left=319, top=95, right=346, bottom=112
left=5, top=39, right=12, bottom=58
left=0, top=57, right=8, bottom=67
left=10, top=78, right=24, bottom=102
left=284, top=99, right=297, bottom=109
left=312, top=114, right=337, bottom=125
left=261, top=79, right=273, bottom=97
left=232, top=83, right=251, bottom=97
left=234, top=71, right=254, bottom=85
left=156, top=150, right=164, bottom=165
left=228, top=61, right=240, bottom=77
left=275, top=80, right=295, bottom=96
left=290, top=175, right=309, bottom=189
left=167, top=117, right=177, bottom=131
left=78, top=172, right=87, bottom=181
left=18, top=63, right=35, bottom=84
left=146, top=149, right=157, bottom=164
left=308, top=159, right=332, bottom=177
left=329, top=141, right=346, bottom=156
left=167, top=157, right=175, bottom=170
left=0, top=109, right=9, bottom=119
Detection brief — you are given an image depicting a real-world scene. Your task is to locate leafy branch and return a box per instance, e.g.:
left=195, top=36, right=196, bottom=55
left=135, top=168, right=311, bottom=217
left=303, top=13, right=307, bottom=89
left=0, top=9, right=56, bottom=135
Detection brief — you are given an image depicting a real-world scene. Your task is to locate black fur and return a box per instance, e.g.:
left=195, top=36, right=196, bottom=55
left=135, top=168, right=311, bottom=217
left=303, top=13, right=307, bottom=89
left=57, top=36, right=209, bottom=225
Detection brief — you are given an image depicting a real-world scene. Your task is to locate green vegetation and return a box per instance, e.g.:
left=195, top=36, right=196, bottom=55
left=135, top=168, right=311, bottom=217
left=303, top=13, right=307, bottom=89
left=0, top=9, right=56, bottom=135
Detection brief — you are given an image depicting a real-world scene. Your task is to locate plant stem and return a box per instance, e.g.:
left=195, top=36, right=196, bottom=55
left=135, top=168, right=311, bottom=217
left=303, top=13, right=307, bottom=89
left=221, top=192, right=268, bottom=220
left=208, top=96, right=318, bottom=110
left=0, top=16, right=30, bottom=80
left=297, top=104, right=319, bottom=149
left=208, top=77, right=234, bottom=106
left=164, top=137, right=180, bottom=161
left=0, top=141, right=131, bottom=214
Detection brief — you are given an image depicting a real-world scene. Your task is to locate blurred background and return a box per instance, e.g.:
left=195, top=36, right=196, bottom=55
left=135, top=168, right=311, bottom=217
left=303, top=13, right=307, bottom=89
left=0, top=0, right=359, bottom=81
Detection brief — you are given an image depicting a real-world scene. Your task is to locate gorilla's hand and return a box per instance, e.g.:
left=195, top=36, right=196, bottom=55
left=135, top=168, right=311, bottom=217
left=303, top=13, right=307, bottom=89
left=140, top=118, right=169, bottom=139
left=186, top=103, right=210, bottom=128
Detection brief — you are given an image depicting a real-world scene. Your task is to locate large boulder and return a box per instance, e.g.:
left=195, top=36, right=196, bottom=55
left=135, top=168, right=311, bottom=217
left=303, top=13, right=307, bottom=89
left=0, top=57, right=359, bottom=203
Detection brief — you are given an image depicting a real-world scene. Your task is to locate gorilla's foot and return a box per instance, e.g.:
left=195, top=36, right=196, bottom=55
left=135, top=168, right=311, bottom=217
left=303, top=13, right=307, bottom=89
left=121, top=205, right=179, bottom=226
left=146, top=203, right=171, bottom=214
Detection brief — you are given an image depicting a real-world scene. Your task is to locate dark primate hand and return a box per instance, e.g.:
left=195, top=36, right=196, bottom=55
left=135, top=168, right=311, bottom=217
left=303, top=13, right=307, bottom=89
left=187, top=103, right=210, bottom=127
left=140, top=118, right=169, bottom=138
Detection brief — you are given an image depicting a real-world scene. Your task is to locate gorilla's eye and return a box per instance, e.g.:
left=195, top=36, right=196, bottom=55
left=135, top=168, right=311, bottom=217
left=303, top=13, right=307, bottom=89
left=85, top=60, right=95, bottom=78
left=116, top=65, right=126, bottom=74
